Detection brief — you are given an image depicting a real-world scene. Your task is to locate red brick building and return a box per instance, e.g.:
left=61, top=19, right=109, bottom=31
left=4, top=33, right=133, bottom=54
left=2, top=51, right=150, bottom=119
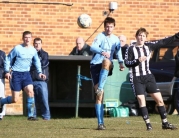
left=0, top=0, right=179, bottom=114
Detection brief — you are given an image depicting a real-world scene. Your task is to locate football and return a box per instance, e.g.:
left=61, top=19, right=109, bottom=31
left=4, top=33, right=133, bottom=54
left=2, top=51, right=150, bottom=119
left=77, top=14, right=92, bottom=28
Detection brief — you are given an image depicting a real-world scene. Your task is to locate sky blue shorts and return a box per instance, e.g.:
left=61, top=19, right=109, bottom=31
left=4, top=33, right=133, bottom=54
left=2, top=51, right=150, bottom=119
left=10, top=71, right=33, bottom=91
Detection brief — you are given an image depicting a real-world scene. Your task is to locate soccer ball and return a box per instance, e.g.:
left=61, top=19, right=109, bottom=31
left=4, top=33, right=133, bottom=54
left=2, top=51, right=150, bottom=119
left=77, top=14, right=92, bottom=28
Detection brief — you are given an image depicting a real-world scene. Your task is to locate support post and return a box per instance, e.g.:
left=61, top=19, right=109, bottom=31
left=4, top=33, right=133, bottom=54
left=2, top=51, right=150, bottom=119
left=75, top=65, right=81, bottom=118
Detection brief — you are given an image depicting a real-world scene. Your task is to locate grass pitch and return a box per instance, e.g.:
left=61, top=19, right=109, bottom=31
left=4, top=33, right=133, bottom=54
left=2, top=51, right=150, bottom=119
left=0, top=114, right=178, bottom=138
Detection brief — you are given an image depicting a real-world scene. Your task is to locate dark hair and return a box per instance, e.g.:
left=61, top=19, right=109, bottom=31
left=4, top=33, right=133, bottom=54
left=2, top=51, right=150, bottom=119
left=22, top=31, right=32, bottom=38
left=33, top=37, right=42, bottom=44
left=135, top=28, right=149, bottom=37
left=104, top=17, right=115, bottom=27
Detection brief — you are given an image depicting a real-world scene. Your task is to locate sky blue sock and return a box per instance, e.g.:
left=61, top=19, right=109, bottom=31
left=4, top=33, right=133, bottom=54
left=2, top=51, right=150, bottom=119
left=1, top=96, right=13, bottom=105
left=98, top=69, right=109, bottom=90
left=27, top=97, right=35, bottom=117
left=100, top=104, right=104, bottom=124
left=95, top=104, right=102, bottom=125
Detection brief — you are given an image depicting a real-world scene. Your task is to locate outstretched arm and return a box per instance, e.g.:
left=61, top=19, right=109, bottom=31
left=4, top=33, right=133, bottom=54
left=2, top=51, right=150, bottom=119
left=145, top=32, right=179, bottom=50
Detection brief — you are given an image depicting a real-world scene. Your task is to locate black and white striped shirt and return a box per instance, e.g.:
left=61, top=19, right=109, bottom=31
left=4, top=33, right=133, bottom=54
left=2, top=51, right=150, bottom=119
left=125, top=45, right=151, bottom=76
left=124, top=33, right=179, bottom=76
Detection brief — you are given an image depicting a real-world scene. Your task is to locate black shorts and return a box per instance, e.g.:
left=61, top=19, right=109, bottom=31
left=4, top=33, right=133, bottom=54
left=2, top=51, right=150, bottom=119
left=90, top=63, right=113, bottom=86
left=129, top=74, right=160, bottom=96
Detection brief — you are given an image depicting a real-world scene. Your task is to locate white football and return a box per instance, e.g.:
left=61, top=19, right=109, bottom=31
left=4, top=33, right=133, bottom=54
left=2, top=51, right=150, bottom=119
left=77, top=14, right=92, bottom=28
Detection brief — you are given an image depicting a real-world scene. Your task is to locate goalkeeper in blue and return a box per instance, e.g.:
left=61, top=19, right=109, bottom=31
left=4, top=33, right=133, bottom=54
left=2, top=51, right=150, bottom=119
left=90, top=17, right=124, bottom=130
left=0, top=31, right=46, bottom=121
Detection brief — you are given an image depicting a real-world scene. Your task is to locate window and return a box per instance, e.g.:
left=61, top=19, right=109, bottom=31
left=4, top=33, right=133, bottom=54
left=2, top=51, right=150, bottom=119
left=158, top=47, right=177, bottom=61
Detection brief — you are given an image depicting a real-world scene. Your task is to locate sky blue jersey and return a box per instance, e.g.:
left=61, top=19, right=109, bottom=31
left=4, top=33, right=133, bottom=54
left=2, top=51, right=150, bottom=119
left=90, top=32, right=123, bottom=64
left=4, top=44, right=42, bottom=73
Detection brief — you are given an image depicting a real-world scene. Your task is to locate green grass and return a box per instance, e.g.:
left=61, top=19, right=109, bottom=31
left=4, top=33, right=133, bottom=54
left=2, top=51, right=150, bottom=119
left=0, top=114, right=179, bottom=138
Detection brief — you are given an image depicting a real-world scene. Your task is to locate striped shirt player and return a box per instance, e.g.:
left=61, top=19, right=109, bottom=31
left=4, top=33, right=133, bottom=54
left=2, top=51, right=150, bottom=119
left=125, top=36, right=179, bottom=94
left=124, top=28, right=178, bottom=131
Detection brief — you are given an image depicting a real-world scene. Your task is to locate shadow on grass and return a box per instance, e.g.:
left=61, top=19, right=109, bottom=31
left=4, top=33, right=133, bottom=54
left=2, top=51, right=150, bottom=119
left=49, top=107, right=96, bottom=119
left=9, top=107, right=96, bottom=119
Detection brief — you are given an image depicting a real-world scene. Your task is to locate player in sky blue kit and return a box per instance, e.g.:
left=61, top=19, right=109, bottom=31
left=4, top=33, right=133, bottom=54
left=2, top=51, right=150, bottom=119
left=90, top=17, right=124, bottom=130
left=0, top=31, right=46, bottom=121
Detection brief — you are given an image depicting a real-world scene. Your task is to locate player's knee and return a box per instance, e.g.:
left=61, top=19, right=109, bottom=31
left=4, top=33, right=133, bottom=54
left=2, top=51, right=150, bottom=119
left=156, top=100, right=164, bottom=106
left=26, top=90, right=34, bottom=97
left=102, top=59, right=111, bottom=69
left=12, top=97, right=19, bottom=103
left=95, top=95, right=103, bottom=103
left=136, top=95, right=146, bottom=106
left=96, top=98, right=103, bottom=104
left=136, top=96, right=143, bottom=102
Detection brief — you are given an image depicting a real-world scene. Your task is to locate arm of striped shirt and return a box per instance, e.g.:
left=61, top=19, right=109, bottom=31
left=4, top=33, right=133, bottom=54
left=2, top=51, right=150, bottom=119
left=124, top=46, right=140, bottom=67
left=145, top=32, right=179, bottom=51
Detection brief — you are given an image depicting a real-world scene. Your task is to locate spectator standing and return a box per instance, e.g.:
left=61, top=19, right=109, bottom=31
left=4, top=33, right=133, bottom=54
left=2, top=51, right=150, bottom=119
left=30, top=38, right=51, bottom=120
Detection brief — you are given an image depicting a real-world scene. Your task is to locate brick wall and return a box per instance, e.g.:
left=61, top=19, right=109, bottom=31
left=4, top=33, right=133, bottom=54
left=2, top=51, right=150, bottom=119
left=0, top=0, right=179, bottom=114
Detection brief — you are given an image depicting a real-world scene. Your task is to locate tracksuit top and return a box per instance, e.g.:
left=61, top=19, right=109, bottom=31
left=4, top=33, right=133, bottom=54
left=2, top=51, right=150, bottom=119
left=30, top=49, right=49, bottom=81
